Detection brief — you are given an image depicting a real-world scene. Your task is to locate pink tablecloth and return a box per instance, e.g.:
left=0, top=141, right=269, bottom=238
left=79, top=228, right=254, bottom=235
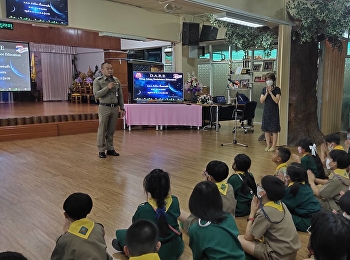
left=125, top=104, right=202, bottom=127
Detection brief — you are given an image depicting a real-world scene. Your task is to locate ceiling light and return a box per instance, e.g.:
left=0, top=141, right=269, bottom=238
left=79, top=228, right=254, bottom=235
left=99, top=32, right=147, bottom=41
left=214, top=12, right=264, bottom=27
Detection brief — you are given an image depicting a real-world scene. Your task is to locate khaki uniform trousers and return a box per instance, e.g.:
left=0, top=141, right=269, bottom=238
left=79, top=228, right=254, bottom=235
left=97, top=105, right=119, bottom=152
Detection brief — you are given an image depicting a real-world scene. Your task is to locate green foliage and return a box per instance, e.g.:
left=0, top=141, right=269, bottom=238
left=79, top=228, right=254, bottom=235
left=206, top=14, right=276, bottom=56
left=287, top=0, right=350, bottom=50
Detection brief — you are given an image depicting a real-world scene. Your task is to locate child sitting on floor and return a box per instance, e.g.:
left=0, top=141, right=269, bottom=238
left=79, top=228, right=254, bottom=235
left=51, top=192, right=112, bottom=260
left=337, top=190, right=350, bottom=219
left=238, top=176, right=301, bottom=260
left=272, top=147, right=291, bottom=186
left=227, top=154, right=257, bottom=216
left=179, top=160, right=237, bottom=233
left=123, top=220, right=161, bottom=260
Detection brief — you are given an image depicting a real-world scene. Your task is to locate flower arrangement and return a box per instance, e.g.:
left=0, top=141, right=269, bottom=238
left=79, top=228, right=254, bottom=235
left=185, top=72, right=203, bottom=93
left=86, top=77, right=93, bottom=84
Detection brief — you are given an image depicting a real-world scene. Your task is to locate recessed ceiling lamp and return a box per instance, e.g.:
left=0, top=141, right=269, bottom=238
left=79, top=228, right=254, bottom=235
left=213, top=12, right=264, bottom=28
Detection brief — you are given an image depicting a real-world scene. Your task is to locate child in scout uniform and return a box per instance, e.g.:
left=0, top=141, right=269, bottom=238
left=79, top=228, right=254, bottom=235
left=179, top=160, right=237, bottom=233
left=123, top=220, right=161, bottom=260
left=272, top=147, right=291, bottom=186
left=51, top=193, right=112, bottom=260
left=238, top=176, right=301, bottom=260
left=113, top=169, right=184, bottom=260
left=227, top=154, right=257, bottom=216
left=188, top=181, right=245, bottom=260
left=338, top=190, right=350, bottom=219
left=308, top=149, right=350, bottom=213
left=282, top=163, right=321, bottom=232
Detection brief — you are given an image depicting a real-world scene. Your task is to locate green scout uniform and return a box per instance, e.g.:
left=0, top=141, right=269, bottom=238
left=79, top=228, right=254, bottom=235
left=250, top=202, right=301, bottom=260
left=318, top=169, right=350, bottom=212
left=274, top=163, right=288, bottom=186
left=129, top=253, right=160, bottom=260
left=300, top=154, right=318, bottom=178
left=51, top=218, right=112, bottom=260
left=227, top=172, right=255, bottom=216
left=116, top=195, right=184, bottom=260
left=188, top=213, right=245, bottom=260
left=93, top=75, right=124, bottom=152
left=282, top=182, right=321, bottom=232
left=183, top=182, right=237, bottom=233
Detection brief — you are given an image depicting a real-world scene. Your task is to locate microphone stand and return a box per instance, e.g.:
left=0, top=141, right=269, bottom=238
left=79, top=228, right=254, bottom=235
left=221, top=95, right=248, bottom=147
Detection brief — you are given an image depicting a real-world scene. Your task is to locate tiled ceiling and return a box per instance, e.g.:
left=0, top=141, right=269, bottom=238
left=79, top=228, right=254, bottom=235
left=105, top=0, right=221, bottom=15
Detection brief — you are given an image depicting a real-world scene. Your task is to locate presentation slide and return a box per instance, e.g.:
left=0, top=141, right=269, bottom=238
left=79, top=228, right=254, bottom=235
left=6, top=0, right=68, bottom=25
left=0, top=41, right=31, bottom=92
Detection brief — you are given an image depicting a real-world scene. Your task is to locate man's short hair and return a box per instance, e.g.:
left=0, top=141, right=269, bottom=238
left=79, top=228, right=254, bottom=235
left=325, top=134, right=340, bottom=145
left=63, top=193, right=93, bottom=220
left=277, top=147, right=291, bottom=163
left=126, top=220, right=159, bottom=257
left=101, top=62, right=110, bottom=69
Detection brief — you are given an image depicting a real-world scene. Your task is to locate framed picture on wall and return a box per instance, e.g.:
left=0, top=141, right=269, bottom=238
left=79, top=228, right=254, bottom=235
left=253, top=64, right=262, bottom=72
left=263, top=61, right=274, bottom=71
left=254, top=76, right=262, bottom=82
left=240, top=79, right=250, bottom=89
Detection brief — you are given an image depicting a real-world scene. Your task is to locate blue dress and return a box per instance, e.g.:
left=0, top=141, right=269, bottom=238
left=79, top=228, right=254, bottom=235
left=261, top=86, right=281, bottom=132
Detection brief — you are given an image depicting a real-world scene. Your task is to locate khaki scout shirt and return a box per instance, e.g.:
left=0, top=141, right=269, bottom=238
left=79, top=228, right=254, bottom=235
left=93, top=75, right=124, bottom=109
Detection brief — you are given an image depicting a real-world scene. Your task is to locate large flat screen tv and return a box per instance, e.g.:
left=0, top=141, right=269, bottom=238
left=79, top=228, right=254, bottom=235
left=133, top=72, right=184, bottom=102
left=6, top=0, right=68, bottom=25
left=0, top=41, right=31, bottom=92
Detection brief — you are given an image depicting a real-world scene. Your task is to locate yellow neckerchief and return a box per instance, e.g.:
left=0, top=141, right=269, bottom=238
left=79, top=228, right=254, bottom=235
left=334, top=145, right=345, bottom=151
left=67, top=218, right=94, bottom=239
left=215, top=181, right=228, bottom=195
left=276, top=163, right=287, bottom=172
left=148, top=195, right=172, bottom=212
left=264, top=200, right=283, bottom=212
left=235, top=171, right=245, bottom=175
left=288, top=181, right=305, bottom=187
left=333, top=169, right=349, bottom=179
left=129, top=253, right=160, bottom=260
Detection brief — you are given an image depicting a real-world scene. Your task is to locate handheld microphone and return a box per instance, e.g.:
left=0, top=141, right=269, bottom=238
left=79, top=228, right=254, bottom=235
left=109, top=75, right=114, bottom=82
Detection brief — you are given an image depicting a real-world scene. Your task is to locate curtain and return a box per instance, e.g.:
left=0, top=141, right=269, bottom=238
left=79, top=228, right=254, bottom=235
left=41, top=53, right=72, bottom=101
left=29, top=43, right=77, bottom=54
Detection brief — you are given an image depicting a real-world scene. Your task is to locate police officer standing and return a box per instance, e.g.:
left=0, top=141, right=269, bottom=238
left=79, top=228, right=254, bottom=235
left=93, top=62, right=125, bottom=158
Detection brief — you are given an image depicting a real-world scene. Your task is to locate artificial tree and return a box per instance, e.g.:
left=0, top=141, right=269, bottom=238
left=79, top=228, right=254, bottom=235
left=209, top=0, right=350, bottom=145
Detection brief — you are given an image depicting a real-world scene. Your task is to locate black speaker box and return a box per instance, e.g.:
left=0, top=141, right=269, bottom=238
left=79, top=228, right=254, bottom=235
left=182, top=22, right=200, bottom=46
left=200, top=25, right=219, bottom=42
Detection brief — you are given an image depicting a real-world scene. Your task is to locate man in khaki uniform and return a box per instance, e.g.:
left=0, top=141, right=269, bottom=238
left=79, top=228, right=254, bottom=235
left=93, top=62, right=124, bottom=158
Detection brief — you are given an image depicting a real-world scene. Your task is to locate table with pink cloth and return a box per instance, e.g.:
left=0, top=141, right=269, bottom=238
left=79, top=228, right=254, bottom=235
left=124, top=103, right=202, bottom=130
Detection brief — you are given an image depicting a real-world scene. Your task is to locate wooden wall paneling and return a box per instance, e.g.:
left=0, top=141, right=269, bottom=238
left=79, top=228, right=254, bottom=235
left=57, top=121, right=98, bottom=135
left=78, top=30, right=96, bottom=48
left=0, top=124, right=58, bottom=141
left=59, top=28, right=79, bottom=46
left=320, top=41, right=346, bottom=135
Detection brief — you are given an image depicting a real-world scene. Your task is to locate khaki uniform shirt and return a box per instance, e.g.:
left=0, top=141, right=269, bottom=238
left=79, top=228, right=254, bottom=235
left=93, top=75, right=124, bottom=109
left=319, top=170, right=350, bottom=200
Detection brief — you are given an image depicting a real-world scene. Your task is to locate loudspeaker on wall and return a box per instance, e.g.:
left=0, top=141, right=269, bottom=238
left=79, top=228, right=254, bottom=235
left=199, top=25, right=219, bottom=42
left=182, top=22, right=200, bottom=46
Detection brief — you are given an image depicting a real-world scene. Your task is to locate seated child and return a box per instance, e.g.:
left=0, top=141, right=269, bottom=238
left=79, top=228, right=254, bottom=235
left=179, top=160, right=237, bottom=233
left=338, top=190, right=350, bottom=220
left=188, top=181, right=245, bottom=260
left=238, top=176, right=301, bottom=260
left=282, top=163, right=321, bottom=232
left=272, top=147, right=291, bottom=186
left=304, top=211, right=350, bottom=260
left=123, top=220, right=161, bottom=260
left=227, top=154, right=257, bottom=217
left=344, top=128, right=350, bottom=154
left=113, top=169, right=184, bottom=260
left=51, top=193, right=112, bottom=260
left=0, top=252, right=28, bottom=260
left=308, top=150, right=350, bottom=213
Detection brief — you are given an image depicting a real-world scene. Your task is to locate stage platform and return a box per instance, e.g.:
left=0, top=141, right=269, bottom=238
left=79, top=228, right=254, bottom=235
left=0, top=101, right=122, bottom=141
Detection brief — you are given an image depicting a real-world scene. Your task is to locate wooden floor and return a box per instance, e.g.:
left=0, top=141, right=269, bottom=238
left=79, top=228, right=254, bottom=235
left=0, top=121, right=310, bottom=260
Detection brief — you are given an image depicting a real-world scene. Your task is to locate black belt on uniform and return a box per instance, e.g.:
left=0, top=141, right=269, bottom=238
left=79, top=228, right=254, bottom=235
left=99, top=103, right=118, bottom=107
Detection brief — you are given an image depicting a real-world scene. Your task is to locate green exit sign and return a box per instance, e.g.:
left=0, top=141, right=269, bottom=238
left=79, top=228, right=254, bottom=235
left=0, top=21, right=13, bottom=30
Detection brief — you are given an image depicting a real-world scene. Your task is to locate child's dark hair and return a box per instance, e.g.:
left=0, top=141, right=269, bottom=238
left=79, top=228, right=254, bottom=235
left=339, top=191, right=350, bottom=215
left=298, top=138, right=326, bottom=179
left=309, top=211, right=350, bottom=260
left=126, top=220, right=159, bottom=257
left=63, top=192, right=93, bottom=220
left=0, top=252, right=28, bottom=260
left=329, top=150, right=350, bottom=169
left=143, top=169, right=171, bottom=238
left=233, top=154, right=257, bottom=195
left=189, top=181, right=227, bottom=224
left=277, top=147, right=291, bottom=163
left=325, top=134, right=341, bottom=145
left=286, top=163, right=307, bottom=197
left=206, top=160, right=229, bottom=182
left=261, top=175, right=286, bottom=201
